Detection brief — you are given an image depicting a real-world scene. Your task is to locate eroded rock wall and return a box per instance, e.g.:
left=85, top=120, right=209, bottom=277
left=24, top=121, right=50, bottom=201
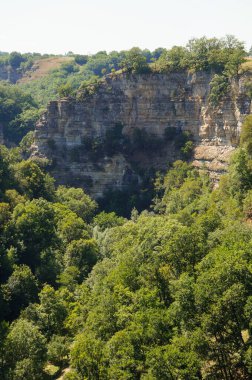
left=33, top=71, right=252, bottom=197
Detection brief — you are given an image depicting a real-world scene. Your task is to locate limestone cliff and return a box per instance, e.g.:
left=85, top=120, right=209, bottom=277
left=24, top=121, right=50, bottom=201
left=32, top=71, right=252, bottom=198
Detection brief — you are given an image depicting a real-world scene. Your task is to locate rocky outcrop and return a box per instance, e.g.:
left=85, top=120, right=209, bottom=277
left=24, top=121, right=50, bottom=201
left=0, top=65, right=22, bottom=83
left=32, top=71, right=252, bottom=197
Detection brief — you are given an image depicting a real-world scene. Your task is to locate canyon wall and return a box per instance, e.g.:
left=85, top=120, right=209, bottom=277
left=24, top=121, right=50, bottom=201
left=32, top=71, right=252, bottom=198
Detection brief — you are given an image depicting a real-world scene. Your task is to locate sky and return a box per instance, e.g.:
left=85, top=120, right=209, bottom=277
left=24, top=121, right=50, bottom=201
left=0, top=0, right=251, bottom=54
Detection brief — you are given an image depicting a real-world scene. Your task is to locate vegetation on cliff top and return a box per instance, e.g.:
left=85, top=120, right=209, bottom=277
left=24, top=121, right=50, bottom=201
left=0, top=36, right=249, bottom=145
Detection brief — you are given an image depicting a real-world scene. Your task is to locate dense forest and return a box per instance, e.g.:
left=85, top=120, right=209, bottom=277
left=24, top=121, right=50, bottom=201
left=0, top=37, right=252, bottom=379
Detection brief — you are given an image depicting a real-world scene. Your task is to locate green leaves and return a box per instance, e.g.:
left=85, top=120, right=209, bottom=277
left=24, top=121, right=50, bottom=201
left=0, top=82, right=38, bottom=143
left=56, top=185, right=97, bottom=222
left=4, top=319, right=47, bottom=379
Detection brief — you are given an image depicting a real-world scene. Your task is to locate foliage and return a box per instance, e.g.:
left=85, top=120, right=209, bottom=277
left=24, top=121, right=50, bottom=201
left=13, top=160, right=55, bottom=200
left=8, top=52, right=26, bottom=69
left=4, top=319, right=47, bottom=379
left=74, top=54, right=88, bottom=65
left=0, top=82, right=39, bottom=143
left=93, top=211, right=126, bottom=231
left=0, top=37, right=251, bottom=380
left=240, top=115, right=252, bottom=155
left=155, top=35, right=246, bottom=75
left=55, top=185, right=97, bottom=221
left=208, top=73, right=230, bottom=106
left=120, top=47, right=151, bottom=74
left=2, top=265, right=38, bottom=319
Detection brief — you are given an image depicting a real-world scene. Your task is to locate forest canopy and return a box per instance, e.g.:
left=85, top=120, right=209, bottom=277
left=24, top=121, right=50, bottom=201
left=0, top=115, right=252, bottom=379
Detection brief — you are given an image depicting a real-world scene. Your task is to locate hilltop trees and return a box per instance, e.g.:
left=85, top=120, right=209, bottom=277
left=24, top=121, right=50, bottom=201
left=120, top=47, right=151, bottom=74
left=155, top=35, right=246, bottom=75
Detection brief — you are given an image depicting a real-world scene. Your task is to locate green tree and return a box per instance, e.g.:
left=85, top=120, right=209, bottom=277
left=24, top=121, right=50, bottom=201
left=54, top=203, right=90, bottom=244
left=2, top=265, right=38, bottom=320
left=120, top=48, right=151, bottom=74
left=146, top=336, right=202, bottom=379
left=240, top=115, right=252, bottom=156
left=8, top=51, right=25, bottom=69
left=5, top=319, right=47, bottom=380
left=93, top=211, right=126, bottom=231
left=0, top=82, right=38, bottom=143
left=9, top=198, right=58, bottom=271
left=47, top=335, right=69, bottom=367
left=74, top=55, right=88, bottom=65
left=56, top=186, right=97, bottom=221
left=14, top=160, right=55, bottom=200
left=28, top=285, right=67, bottom=338
left=70, top=332, right=103, bottom=380
left=64, top=239, right=98, bottom=279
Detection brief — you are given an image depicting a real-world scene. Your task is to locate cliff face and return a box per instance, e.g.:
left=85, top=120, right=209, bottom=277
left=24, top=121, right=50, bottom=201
left=0, top=65, right=22, bottom=83
left=33, top=71, right=252, bottom=198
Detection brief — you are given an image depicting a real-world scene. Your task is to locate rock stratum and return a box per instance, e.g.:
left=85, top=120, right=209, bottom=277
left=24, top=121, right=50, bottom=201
left=32, top=71, right=252, bottom=198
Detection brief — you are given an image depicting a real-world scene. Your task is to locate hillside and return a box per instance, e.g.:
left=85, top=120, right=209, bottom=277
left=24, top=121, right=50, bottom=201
left=18, top=56, right=74, bottom=83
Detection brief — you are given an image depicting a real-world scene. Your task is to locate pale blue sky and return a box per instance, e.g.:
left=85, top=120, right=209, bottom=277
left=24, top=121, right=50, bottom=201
left=0, top=0, right=251, bottom=54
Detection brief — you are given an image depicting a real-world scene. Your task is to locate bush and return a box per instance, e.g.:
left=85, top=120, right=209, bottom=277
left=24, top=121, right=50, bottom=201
left=74, top=55, right=88, bottom=65
left=240, top=115, right=252, bottom=155
left=8, top=52, right=25, bottom=69
left=209, top=74, right=229, bottom=106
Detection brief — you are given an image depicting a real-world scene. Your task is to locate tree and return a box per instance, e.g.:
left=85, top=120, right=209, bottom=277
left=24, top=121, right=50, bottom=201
left=0, top=145, right=13, bottom=194
left=54, top=202, right=90, bottom=244
left=0, top=81, right=38, bottom=143
left=228, top=148, right=252, bottom=201
left=2, top=265, right=38, bottom=320
left=194, top=246, right=252, bottom=378
left=74, top=55, right=88, bottom=65
left=5, top=319, right=47, bottom=379
left=64, top=239, right=98, bottom=279
left=47, top=335, right=69, bottom=367
left=56, top=186, right=97, bottom=221
left=70, top=332, right=103, bottom=380
left=208, top=74, right=229, bottom=107
left=8, top=52, right=25, bottom=69
left=156, top=46, right=188, bottom=72
left=14, top=160, right=55, bottom=200
left=58, top=83, right=75, bottom=98
left=146, top=336, right=202, bottom=379
left=9, top=198, right=58, bottom=271
left=240, top=115, right=252, bottom=156
left=10, top=108, right=40, bottom=143
left=243, top=190, right=252, bottom=218
left=0, top=320, right=9, bottom=378
left=120, top=48, right=151, bottom=74
left=93, top=211, right=126, bottom=231
left=32, top=285, right=67, bottom=337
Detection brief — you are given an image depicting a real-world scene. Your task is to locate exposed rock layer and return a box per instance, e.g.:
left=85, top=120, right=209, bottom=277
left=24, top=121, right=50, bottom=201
left=33, top=71, right=252, bottom=197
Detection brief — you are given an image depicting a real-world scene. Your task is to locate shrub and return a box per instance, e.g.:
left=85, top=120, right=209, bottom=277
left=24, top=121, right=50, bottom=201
left=74, top=55, right=88, bottom=65
left=208, top=74, right=229, bottom=107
